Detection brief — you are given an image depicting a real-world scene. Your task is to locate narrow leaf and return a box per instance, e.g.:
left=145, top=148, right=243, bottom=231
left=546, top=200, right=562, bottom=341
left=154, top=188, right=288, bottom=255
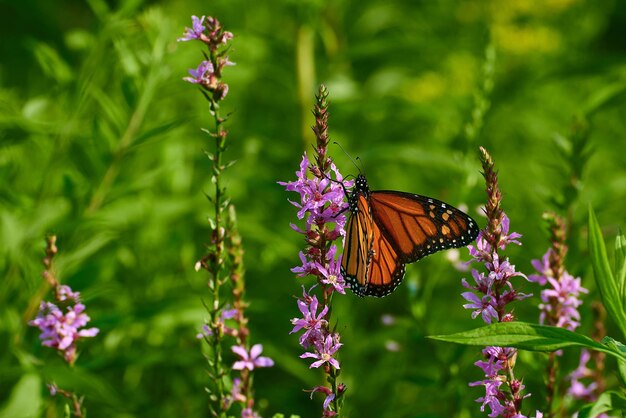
left=616, top=229, right=626, bottom=308
left=430, top=322, right=624, bottom=360
left=588, top=207, right=626, bottom=338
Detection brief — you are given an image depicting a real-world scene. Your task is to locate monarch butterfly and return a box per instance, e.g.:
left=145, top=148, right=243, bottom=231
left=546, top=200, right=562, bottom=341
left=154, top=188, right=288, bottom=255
left=341, top=174, right=479, bottom=297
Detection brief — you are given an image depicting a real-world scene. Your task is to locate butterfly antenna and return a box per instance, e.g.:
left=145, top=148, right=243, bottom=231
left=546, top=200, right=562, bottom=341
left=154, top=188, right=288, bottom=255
left=333, top=142, right=361, bottom=173
left=355, top=156, right=366, bottom=176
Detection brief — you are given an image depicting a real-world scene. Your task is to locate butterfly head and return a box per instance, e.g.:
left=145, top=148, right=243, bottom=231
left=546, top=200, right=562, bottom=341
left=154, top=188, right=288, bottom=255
left=347, top=174, right=370, bottom=213
left=354, top=174, right=369, bottom=194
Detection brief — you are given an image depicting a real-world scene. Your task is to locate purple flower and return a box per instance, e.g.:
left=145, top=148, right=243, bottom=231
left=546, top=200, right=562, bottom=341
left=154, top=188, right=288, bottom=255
left=56, top=285, right=80, bottom=302
left=300, top=333, right=342, bottom=369
left=567, top=350, right=597, bottom=401
left=196, top=306, right=239, bottom=339
left=291, top=251, right=318, bottom=277
left=232, top=344, right=274, bottom=370
left=470, top=378, right=504, bottom=417
left=241, top=408, right=260, bottom=418
left=474, top=355, right=504, bottom=378
left=230, top=377, right=246, bottom=403
left=530, top=249, right=588, bottom=332
left=183, top=60, right=214, bottom=85
left=47, top=383, right=58, bottom=396
left=310, top=386, right=335, bottom=410
left=279, top=154, right=350, bottom=228
left=462, top=292, right=498, bottom=324
left=29, top=296, right=99, bottom=364
left=528, top=250, right=550, bottom=286
left=498, top=215, right=522, bottom=248
left=178, top=15, right=206, bottom=42
left=318, top=246, right=346, bottom=294
left=290, top=294, right=328, bottom=348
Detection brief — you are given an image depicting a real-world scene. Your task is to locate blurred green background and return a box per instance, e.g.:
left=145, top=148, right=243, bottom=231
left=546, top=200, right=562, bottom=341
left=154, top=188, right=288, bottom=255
left=1, top=0, right=626, bottom=416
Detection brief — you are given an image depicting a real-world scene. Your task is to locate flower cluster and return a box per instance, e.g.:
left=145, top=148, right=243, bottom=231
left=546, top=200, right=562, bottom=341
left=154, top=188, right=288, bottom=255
left=527, top=212, right=596, bottom=414
left=30, top=286, right=99, bottom=365
left=280, top=85, right=349, bottom=416
left=529, top=249, right=588, bottom=331
left=567, top=350, right=598, bottom=401
left=178, top=15, right=234, bottom=100
left=463, top=147, right=536, bottom=418
left=528, top=213, right=588, bottom=333
left=463, top=215, right=529, bottom=324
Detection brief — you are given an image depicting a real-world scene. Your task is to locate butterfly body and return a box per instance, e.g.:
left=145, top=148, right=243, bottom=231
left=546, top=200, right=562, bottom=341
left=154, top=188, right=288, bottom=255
left=341, top=174, right=479, bottom=297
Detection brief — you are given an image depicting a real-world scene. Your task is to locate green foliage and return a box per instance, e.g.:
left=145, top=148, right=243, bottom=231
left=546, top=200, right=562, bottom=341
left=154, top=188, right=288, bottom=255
left=2, top=0, right=626, bottom=417
left=577, top=391, right=626, bottom=418
left=588, top=207, right=626, bottom=339
left=431, top=322, right=625, bottom=361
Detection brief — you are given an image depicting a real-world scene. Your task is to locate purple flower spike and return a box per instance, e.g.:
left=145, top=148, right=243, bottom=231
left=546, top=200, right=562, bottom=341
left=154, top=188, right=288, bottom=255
left=463, top=147, right=532, bottom=417
left=232, top=344, right=274, bottom=371
left=282, top=85, right=347, bottom=414
left=178, top=15, right=206, bottom=42
left=530, top=247, right=588, bottom=332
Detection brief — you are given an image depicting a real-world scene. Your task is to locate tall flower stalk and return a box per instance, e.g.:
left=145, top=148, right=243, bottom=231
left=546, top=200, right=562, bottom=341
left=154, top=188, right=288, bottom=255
left=29, top=235, right=99, bottom=418
left=280, top=85, right=350, bottom=416
left=462, top=147, right=536, bottom=417
left=528, top=212, right=590, bottom=416
left=179, top=15, right=272, bottom=417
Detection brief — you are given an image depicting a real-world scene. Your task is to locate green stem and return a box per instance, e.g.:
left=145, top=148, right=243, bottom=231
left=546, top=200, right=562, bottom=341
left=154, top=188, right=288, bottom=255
left=208, top=93, right=228, bottom=417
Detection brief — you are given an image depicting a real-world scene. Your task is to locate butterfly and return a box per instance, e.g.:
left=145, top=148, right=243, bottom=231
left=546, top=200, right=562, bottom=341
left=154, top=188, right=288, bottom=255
left=341, top=174, right=479, bottom=297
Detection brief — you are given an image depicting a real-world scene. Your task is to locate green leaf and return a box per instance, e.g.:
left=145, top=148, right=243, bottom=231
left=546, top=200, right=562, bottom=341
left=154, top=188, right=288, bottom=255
left=430, top=322, right=625, bottom=360
left=588, top=207, right=626, bottom=338
left=577, top=391, right=626, bottom=418
left=600, top=336, right=626, bottom=386
left=616, top=229, right=626, bottom=308
left=0, top=373, right=42, bottom=418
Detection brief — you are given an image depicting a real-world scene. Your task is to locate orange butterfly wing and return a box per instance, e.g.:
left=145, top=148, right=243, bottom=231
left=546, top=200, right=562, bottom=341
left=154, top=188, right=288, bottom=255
left=369, top=191, right=479, bottom=263
left=341, top=175, right=479, bottom=297
left=341, top=193, right=405, bottom=297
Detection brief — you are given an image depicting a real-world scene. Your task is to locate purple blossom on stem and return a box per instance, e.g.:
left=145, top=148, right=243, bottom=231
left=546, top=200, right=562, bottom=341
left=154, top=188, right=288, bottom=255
left=529, top=231, right=588, bottom=331
left=309, top=386, right=336, bottom=410
left=29, top=289, right=99, bottom=365
left=177, top=15, right=206, bottom=41
left=241, top=408, right=261, bottom=418
left=196, top=306, right=239, bottom=339
left=231, top=344, right=274, bottom=371
left=462, top=292, right=499, bottom=324
left=462, top=147, right=531, bottom=417
left=318, top=245, right=346, bottom=294
left=183, top=60, right=214, bottom=85
left=290, top=292, right=328, bottom=348
left=179, top=15, right=233, bottom=100
left=567, top=350, right=597, bottom=400
left=300, top=333, right=342, bottom=369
